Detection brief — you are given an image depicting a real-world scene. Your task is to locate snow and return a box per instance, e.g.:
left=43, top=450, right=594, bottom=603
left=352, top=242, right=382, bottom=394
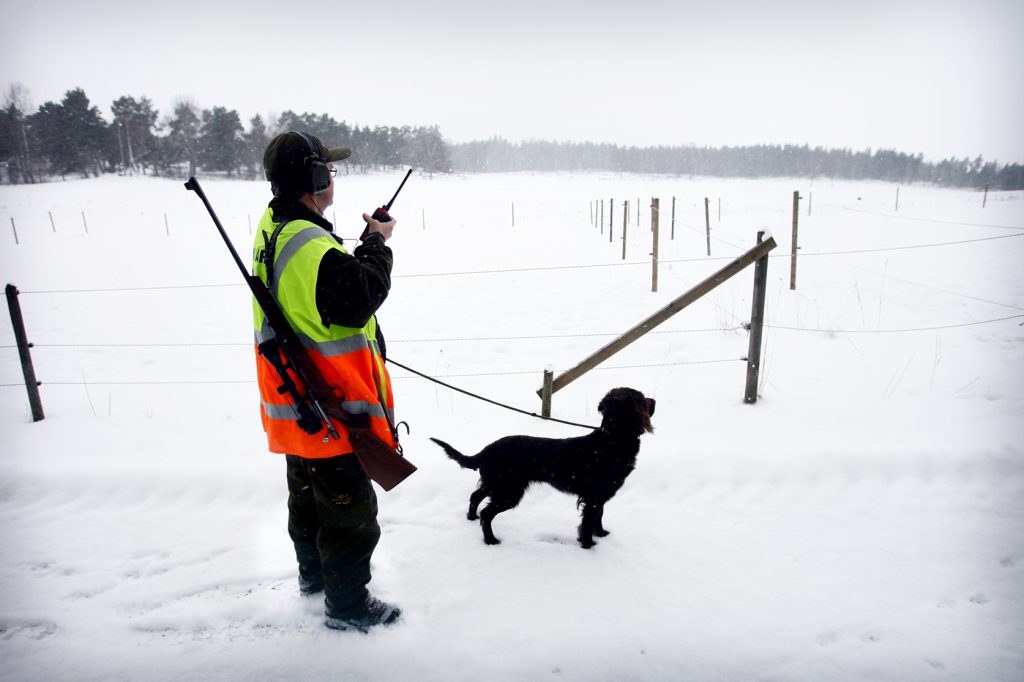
left=1, top=172, right=1022, bottom=681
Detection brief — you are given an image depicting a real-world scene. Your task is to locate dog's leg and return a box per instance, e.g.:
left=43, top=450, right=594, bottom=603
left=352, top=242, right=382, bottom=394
left=467, top=485, right=488, bottom=521
left=577, top=500, right=604, bottom=549
left=478, top=497, right=517, bottom=545
left=593, top=502, right=610, bottom=537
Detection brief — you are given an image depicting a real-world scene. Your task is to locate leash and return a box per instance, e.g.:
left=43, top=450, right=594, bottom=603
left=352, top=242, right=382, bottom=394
left=386, top=358, right=598, bottom=430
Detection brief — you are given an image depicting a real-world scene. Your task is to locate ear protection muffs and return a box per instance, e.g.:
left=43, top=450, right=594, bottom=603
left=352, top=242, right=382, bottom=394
left=296, top=132, right=331, bottom=196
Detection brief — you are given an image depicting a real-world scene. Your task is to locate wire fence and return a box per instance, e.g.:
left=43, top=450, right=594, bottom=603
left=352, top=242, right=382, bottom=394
left=5, top=196, right=1023, bottom=396
left=0, top=357, right=745, bottom=388
left=13, top=231, right=1024, bottom=295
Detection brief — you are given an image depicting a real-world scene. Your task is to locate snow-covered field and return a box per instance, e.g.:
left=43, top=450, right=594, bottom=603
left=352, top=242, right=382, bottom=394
left=1, top=171, right=1022, bottom=681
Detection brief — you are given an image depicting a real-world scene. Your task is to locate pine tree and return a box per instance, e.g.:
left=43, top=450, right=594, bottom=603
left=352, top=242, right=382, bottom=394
left=198, top=106, right=245, bottom=174
left=111, top=96, right=159, bottom=175
left=166, top=98, right=201, bottom=177
left=0, top=84, right=36, bottom=183
left=243, top=114, right=270, bottom=179
left=27, top=88, right=107, bottom=178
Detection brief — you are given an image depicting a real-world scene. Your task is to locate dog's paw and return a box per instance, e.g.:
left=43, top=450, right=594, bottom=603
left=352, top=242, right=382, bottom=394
left=484, top=536, right=502, bottom=546
left=594, top=529, right=610, bottom=537
left=467, top=513, right=479, bottom=521
left=578, top=538, right=596, bottom=549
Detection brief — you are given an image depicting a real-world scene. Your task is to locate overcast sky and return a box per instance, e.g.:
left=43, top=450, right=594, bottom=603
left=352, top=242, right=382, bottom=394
left=3, top=0, right=1022, bottom=163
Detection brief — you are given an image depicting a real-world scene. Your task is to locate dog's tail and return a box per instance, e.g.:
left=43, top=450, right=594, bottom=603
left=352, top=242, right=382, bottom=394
left=429, top=437, right=480, bottom=470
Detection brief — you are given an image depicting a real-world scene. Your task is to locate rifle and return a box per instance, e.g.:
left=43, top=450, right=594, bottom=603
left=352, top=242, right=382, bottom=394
left=185, top=176, right=417, bottom=491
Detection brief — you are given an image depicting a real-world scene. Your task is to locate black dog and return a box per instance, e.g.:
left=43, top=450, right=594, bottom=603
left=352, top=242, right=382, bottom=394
left=430, top=387, right=655, bottom=548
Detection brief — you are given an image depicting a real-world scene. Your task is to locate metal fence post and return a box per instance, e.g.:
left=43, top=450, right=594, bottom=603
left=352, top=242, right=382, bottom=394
left=704, top=198, right=711, bottom=255
left=622, top=200, right=629, bottom=260
left=671, top=196, right=676, bottom=240
left=790, top=190, right=800, bottom=290
left=744, top=232, right=770, bottom=404
left=5, top=283, right=44, bottom=421
left=651, top=198, right=659, bottom=293
left=609, top=199, right=614, bottom=243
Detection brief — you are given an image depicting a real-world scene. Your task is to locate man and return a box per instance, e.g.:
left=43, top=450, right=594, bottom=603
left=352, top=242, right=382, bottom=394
left=253, top=131, right=399, bottom=632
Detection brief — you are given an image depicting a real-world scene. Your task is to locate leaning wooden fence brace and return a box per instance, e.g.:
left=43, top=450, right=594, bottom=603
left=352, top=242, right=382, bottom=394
left=539, top=235, right=778, bottom=414
left=5, top=283, right=44, bottom=422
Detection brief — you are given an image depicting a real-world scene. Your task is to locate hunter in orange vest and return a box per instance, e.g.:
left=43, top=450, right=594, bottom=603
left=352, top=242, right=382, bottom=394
left=256, top=131, right=401, bottom=632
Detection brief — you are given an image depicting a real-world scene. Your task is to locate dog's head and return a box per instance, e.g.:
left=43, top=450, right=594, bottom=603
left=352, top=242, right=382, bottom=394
left=597, top=387, right=655, bottom=437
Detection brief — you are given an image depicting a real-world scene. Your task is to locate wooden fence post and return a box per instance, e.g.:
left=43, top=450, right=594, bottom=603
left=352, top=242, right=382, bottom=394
left=790, top=190, right=800, bottom=290
left=651, top=198, right=659, bottom=293
left=671, top=196, right=676, bottom=240
left=5, top=284, right=44, bottom=421
left=622, top=200, right=628, bottom=260
left=894, top=186, right=900, bottom=212
left=82, top=211, right=88, bottom=234
left=164, top=213, right=170, bottom=237
left=512, top=202, right=515, bottom=227
left=983, top=184, right=989, bottom=208
left=600, top=200, right=604, bottom=233
left=49, top=211, right=56, bottom=232
left=541, top=369, right=553, bottom=418
left=10, top=217, right=17, bottom=245
left=744, top=231, right=770, bottom=404
left=704, top=198, right=711, bottom=255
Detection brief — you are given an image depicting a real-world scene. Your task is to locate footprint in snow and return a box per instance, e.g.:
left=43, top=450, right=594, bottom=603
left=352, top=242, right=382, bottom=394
left=0, top=620, right=58, bottom=641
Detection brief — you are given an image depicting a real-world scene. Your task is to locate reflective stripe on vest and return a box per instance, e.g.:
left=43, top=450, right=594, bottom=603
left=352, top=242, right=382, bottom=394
left=255, top=324, right=376, bottom=358
left=261, top=398, right=393, bottom=422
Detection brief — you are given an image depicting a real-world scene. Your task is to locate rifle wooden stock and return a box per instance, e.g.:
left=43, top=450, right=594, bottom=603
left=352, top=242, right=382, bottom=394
left=345, top=426, right=418, bottom=492
left=186, top=176, right=416, bottom=491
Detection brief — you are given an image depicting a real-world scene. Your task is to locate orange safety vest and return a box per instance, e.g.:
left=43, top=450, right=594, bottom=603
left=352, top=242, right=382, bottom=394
left=252, top=208, right=396, bottom=458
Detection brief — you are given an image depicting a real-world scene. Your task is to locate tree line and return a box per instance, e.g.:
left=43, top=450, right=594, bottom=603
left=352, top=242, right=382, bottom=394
left=0, top=85, right=451, bottom=184
left=449, top=139, right=1024, bottom=190
left=2, top=84, right=1021, bottom=190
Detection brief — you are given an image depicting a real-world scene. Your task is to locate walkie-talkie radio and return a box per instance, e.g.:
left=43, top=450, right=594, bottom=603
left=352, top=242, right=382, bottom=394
left=360, top=168, right=413, bottom=240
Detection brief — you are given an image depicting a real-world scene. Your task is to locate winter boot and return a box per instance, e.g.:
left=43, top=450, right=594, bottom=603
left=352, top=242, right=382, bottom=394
left=324, top=595, right=401, bottom=633
left=298, top=573, right=324, bottom=596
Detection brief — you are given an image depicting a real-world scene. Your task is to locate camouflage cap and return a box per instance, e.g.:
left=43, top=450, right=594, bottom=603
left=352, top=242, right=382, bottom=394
left=263, top=131, right=351, bottom=192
